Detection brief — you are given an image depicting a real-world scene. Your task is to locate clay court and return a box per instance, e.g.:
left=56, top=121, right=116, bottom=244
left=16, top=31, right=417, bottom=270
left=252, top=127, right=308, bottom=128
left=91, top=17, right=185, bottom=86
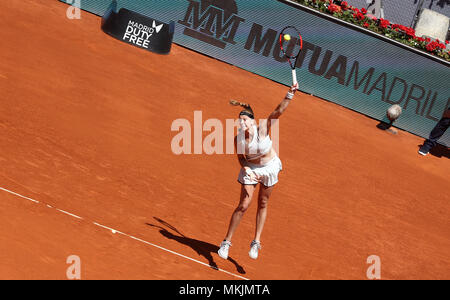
left=0, top=0, right=449, bottom=280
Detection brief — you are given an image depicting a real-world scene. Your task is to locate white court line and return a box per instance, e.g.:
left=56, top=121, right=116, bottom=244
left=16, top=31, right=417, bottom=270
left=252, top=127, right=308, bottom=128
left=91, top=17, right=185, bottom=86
left=0, top=187, right=40, bottom=203
left=92, top=222, right=249, bottom=280
left=56, top=208, right=83, bottom=220
left=0, top=186, right=249, bottom=280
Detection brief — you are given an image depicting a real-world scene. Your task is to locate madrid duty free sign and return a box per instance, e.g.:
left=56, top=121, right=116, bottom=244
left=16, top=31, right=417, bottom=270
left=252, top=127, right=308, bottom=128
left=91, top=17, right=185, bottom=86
left=101, top=1, right=175, bottom=54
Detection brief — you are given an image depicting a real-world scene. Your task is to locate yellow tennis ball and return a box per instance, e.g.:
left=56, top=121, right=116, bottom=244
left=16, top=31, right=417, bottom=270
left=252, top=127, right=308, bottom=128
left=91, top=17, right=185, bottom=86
left=284, top=34, right=291, bottom=41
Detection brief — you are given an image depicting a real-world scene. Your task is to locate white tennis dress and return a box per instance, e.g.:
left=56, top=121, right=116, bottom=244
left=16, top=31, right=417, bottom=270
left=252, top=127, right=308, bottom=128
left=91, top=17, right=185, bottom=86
left=237, top=125, right=282, bottom=187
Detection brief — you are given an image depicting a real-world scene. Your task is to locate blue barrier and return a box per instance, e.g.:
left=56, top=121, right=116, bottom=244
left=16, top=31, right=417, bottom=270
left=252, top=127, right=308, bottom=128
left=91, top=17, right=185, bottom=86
left=60, top=0, right=450, bottom=146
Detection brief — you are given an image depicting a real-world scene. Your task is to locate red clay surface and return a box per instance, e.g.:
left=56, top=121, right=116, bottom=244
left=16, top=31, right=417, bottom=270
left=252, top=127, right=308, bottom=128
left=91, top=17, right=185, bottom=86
left=0, top=0, right=449, bottom=280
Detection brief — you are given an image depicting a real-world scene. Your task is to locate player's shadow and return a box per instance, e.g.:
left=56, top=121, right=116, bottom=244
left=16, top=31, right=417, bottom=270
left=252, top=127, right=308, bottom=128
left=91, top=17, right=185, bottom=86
left=146, top=217, right=246, bottom=274
left=417, top=144, right=450, bottom=158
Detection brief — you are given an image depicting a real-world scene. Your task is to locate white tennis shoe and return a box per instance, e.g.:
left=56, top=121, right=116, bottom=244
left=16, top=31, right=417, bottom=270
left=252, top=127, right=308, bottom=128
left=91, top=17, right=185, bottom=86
left=218, top=240, right=232, bottom=259
left=249, top=240, right=261, bottom=259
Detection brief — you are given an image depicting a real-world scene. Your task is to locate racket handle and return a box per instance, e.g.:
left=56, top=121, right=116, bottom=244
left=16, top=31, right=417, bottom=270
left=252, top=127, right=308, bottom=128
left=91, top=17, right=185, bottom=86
left=291, top=69, right=298, bottom=87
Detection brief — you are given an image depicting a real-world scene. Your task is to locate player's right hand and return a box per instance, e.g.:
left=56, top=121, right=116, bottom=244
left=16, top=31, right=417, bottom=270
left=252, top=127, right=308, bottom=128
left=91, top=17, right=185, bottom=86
left=290, top=83, right=298, bottom=93
left=245, top=167, right=260, bottom=182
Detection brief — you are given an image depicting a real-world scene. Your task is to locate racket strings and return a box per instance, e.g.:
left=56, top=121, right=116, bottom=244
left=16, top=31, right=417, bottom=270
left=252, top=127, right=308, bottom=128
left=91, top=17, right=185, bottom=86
left=279, top=27, right=303, bottom=71
left=280, top=36, right=302, bottom=58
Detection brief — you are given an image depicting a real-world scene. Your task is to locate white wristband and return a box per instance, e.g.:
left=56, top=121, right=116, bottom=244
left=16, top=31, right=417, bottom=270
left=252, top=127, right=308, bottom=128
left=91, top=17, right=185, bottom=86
left=286, top=91, right=294, bottom=100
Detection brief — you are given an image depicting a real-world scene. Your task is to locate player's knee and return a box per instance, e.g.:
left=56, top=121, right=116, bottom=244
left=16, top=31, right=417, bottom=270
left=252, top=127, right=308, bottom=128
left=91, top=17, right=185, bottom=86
left=237, top=202, right=250, bottom=213
left=258, top=197, right=269, bottom=209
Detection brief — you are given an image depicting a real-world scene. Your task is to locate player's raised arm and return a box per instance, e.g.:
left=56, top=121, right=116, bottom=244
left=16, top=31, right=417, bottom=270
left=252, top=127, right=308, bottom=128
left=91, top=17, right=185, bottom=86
left=266, top=83, right=298, bottom=133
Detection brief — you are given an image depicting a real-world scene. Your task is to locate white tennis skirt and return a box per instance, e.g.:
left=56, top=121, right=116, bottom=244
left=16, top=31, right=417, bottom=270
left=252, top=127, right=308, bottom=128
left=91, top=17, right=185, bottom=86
left=237, top=156, right=283, bottom=187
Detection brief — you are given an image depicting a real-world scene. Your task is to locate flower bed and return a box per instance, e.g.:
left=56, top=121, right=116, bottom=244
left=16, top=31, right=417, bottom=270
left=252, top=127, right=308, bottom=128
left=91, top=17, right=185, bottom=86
left=293, top=0, right=450, bottom=62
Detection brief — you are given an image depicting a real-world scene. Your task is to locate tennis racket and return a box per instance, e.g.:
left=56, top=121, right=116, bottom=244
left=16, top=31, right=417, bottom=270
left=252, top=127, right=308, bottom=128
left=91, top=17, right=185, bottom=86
left=279, top=26, right=303, bottom=87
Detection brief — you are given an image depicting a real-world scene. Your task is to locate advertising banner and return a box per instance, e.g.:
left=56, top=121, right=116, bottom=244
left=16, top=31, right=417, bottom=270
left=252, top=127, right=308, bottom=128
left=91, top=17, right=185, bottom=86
left=101, top=1, right=175, bottom=54
left=61, top=0, right=450, bottom=146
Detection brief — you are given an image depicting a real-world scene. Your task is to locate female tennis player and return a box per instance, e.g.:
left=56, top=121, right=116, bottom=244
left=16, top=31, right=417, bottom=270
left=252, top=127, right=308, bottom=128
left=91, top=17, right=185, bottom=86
left=218, top=83, right=298, bottom=260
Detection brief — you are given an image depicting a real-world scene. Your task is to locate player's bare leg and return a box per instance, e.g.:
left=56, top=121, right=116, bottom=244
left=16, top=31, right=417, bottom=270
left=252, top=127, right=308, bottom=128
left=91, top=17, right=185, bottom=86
left=218, top=184, right=256, bottom=259
left=250, top=184, right=274, bottom=259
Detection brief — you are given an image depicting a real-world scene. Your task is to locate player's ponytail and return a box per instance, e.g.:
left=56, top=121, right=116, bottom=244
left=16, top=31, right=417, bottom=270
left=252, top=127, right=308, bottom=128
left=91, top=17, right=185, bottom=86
left=229, top=100, right=251, bottom=109
left=229, top=100, right=254, bottom=119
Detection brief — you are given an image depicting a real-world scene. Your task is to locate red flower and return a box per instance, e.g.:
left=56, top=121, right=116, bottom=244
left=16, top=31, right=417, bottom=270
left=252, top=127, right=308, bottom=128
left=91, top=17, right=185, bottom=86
left=446, top=40, right=449, bottom=45
left=328, top=3, right=341, bottom=13
left=415, top=37, right=425, bottom=42
left=361, top=8, right=367, bottom=14
left=363, top=22, right=369, bottom=28
left=426, top=43, right=435, bottom=52
left=392, top=24, right=405, bottom=31
left=379, top=18, right=390, bottom=29
left=341, top=1, right=349, bottom=10
left=426, top=41, right=440, bottom=52
left=353, top=12, right=365, bottom=20
left=404, top=27, right=415, bottom=38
